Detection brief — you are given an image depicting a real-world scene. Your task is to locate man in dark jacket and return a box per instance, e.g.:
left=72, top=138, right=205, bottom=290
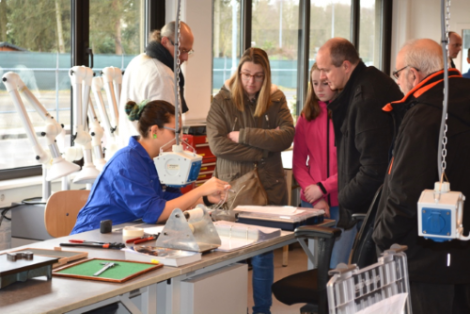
left=316, top=38, right=402, bottom=230
left=373, top=38, right=470, bottom=314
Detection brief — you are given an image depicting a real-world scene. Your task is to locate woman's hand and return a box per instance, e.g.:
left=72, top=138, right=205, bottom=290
left=227, top=131, right=240, bottom=143
left=313, top=198, right=330, bottom=218
left=304, top=184, right=323, bottom=203
left=198, top=177, right=231, bottom=204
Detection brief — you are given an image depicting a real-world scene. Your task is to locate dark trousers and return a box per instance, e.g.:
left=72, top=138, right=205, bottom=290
left=410, top=281, right=470, bottom=314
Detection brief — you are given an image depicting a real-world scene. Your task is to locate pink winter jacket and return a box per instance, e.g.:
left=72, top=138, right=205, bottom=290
left=293, top=101, right=339, bottom=206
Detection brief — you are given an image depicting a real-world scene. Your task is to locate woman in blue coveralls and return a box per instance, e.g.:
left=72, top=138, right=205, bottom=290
left=72, top=100, right=229, bottom=234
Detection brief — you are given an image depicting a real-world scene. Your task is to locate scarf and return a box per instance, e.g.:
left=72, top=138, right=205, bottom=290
left=145, top=41, right=189, bottom=113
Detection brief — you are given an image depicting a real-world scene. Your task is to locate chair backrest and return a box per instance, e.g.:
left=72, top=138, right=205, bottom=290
left=44, top=190, right=90, bottom=237
left=350, top=185, right=383, bottom=268
left=294, top=225, right=342, bottom=313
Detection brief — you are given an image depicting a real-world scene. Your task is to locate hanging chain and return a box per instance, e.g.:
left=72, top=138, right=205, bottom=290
left=175, top=19, right=182, bottom=115
left=440, top=0, right=451, bottom=180
left=173, top=0, right=182, bottom=146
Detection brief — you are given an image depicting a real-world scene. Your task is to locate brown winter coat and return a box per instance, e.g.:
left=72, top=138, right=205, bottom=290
left=207, top=84, right=295, bottom=206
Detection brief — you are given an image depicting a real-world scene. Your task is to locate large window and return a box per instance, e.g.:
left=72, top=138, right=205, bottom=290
left=212, top=0, right=242, bottom=94
left=211, top=0, right=386, bottom=123
left=0, top=0, right=146, bottom=178
left=252, top=0, right=300, bottom=119
left=359, top=0, right=377, bottom=67
left=0, top=0, right=72, bottom=172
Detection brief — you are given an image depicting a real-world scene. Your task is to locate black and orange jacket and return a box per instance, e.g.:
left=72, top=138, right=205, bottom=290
left=373, top=69, right=470, bottom=283
left=328, top=61, right=403, bottom=229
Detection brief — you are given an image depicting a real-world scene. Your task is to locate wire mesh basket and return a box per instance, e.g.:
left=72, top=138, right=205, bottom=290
left=327, top=244, right=412, bottom=314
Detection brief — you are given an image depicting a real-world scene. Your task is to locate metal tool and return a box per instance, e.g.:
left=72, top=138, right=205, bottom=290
left=156, top=205, right=221, bottom=252
left=93, top=262, right=118, bottom=276
left=61, top=240, right=125, bottom=249
left=6, top=251, right=34, bottom=262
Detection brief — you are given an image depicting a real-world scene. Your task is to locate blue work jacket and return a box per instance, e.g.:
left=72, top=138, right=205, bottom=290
left=71, top=136, right=181, bottom=234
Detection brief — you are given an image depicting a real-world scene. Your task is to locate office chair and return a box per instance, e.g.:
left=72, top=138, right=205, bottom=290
left=272, top=185, right=383, bottom=314
left=349, top=185, right=383, bottom=268
left=44, top=190, right=90, bottom=237
left=271, top=226, right=341, bottom=314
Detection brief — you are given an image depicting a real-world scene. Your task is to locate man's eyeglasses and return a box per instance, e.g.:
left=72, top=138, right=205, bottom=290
left=240, top=72, right=264, bottom=82
left=168, top=38, right=194, bottom=55
left=392, top=65, right=420, bottom=79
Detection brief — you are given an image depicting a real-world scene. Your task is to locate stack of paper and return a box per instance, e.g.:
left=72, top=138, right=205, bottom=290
left=214, top=221, right=281, bottom=252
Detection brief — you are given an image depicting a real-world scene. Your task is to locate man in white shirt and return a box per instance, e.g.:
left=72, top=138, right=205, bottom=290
left=118, top=21, right=194, bottom=146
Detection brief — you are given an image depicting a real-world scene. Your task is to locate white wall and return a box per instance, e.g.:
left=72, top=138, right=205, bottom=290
left=391, top=0, right=470, bottom=71
left=182, top=0, right=213, bottom=122
left=166, top=0, right=213, bottom=123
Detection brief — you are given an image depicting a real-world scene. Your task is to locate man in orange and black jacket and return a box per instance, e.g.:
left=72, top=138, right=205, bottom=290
left=373, top=38, right=470, bottom=314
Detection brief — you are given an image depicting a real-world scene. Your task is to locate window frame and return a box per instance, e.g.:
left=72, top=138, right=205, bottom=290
left=1, top=0, right=164, bottom=181
left=235, top=0, right=392, bottom=116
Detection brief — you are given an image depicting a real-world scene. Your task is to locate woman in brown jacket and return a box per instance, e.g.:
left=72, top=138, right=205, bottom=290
left=207, top=47, right=295, bottom=314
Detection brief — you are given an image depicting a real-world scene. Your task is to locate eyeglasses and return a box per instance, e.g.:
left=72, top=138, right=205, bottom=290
left=240, top=72, right=264, bottom=82
left=392, top=65, right=420, bottom=79
left=168, top=38, right=194, bottom=55
left=162, top=126, right=181, bottom=135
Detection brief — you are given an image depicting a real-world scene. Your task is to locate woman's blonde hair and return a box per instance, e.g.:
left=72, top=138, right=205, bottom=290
left=228, top=47, right=272, bottom=117
left=302, top=63, right=335, bottom=121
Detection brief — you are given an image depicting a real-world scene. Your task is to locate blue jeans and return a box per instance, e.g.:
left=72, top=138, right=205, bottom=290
left=301, top=200, right=357, bottom=269
left=251, top=251, right=273, bottom=314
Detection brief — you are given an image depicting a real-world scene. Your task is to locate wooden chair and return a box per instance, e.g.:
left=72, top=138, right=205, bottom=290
left=44, top=190, right=90, bottom=237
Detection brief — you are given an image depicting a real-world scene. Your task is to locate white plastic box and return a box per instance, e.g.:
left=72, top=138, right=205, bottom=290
left=327, top=245, right=412, bottom=314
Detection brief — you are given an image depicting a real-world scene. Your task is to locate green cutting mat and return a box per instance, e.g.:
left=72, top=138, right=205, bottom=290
left=54, top=259, right=161, bottom=282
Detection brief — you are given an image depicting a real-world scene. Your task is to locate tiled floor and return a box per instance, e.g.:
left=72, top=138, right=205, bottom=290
left=247, top=244, right=308, bottom=314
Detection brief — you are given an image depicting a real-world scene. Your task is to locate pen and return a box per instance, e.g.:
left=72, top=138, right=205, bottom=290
left=125, top=236, right=144, bottom=244
left=134, top=235, right=158, bottom=245
left=69, top=239, right=106, bottom=244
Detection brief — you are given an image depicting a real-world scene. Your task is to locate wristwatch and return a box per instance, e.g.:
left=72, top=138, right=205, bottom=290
left=203, top=195, right=214, bottom=206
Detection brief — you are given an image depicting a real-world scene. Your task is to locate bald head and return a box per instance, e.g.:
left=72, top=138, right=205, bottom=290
left=448, top=32, right=462, bottom=59
left=320, top=38, right=360, bottom=67
left=395, top=39, right=443, bottom=94
left=316, top=38, right=360, bottom=90
left=151, top=21, right=194, bottom=64
left=400, top=38, right=443, bottom=77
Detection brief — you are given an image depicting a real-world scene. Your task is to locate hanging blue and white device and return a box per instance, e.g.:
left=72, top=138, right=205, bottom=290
left=154, top=0, right=202, bottom=188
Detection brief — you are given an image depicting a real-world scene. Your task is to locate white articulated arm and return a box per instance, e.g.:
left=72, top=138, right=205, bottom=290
left=91, top=76, right=119, bottom=160
left=111, top=67, right=122, bottom=106
left=88, top=98, right=106, bottom=170
left=2, top=72, right=50, bottom=165
left=2, top=72, right=80, bottom=181
left=102, top=67, right=120, bottom=131
left=82, top=66, right=94, bottom=130
left=69, top=66, right=86, bottom=128
left=15, top=78, right=63, bottom=146
left=69, top=66, right=100, bottom=185
left=69, top=66, right=92, bottom=150
left=91, top=76, right=114, bottom=137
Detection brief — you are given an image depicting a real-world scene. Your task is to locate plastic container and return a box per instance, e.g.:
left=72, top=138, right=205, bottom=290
left=327, top=245, right=412, bottom=314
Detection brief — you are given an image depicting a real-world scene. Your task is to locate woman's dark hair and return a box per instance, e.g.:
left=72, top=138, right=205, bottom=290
left=125, top=100, right=175, bottom=138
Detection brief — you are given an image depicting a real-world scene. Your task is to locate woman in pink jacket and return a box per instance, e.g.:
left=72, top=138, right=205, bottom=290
left=293, top=63, right=356, bottom=268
